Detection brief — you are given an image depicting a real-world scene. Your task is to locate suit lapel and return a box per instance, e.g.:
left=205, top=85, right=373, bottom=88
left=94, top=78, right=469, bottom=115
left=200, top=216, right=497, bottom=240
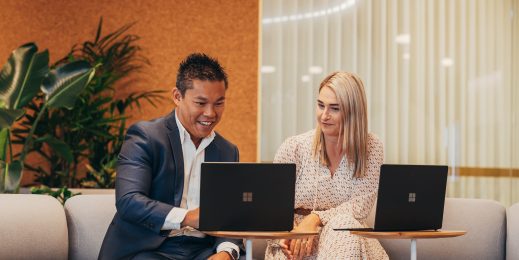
left=165, top=111, right=185, bottom=207
left=205, top=139, right=220, bottom=162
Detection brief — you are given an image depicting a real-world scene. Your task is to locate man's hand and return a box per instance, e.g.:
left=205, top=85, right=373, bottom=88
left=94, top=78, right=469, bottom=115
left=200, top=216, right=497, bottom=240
left=207, top=251, right=232, bottom=260
left=281, top=213, right=321, bottom=260
left=181, top=208, right=200, bottom=228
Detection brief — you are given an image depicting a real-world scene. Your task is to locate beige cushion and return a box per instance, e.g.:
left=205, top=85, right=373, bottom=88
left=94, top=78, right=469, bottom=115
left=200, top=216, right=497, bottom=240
left=64, top=194, right=116, bottom=260
left=507, top=202, right=519, bottom=260
left=0, top=194, right=68, bottom=260
left=373, top=198, right=506, bottom=260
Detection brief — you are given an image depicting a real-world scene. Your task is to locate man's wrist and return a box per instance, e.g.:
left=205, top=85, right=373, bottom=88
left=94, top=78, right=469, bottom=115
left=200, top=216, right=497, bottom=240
left=180, top=208, right=199, bottom=228
left=222, top=248, right=238, bottom=260
left=221, top=250, right=234, bottom=260
left=216, top=242, right=240, bottom=259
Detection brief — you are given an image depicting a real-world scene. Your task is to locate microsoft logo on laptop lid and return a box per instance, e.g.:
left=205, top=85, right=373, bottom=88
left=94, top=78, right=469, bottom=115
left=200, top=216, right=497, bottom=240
left=408, top=192, right=416, bottom=203
left=242, top=192, right=253, bottom=202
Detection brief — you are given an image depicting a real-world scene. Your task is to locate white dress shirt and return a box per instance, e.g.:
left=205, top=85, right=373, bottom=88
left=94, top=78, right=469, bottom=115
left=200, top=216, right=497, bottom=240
left=160, top=112, right=239, bottom=257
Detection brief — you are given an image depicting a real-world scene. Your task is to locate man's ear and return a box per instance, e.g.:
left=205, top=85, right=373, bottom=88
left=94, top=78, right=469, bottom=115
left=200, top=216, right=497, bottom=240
left=172, top=88, right=182, bottom=105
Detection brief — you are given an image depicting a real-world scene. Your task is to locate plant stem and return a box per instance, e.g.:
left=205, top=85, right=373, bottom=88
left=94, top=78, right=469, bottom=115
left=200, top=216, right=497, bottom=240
left=20, top=102, right=49, bottom=164
left=8, top=129, right=13, bottom=162
left=72, top=158, right=78, bottom=187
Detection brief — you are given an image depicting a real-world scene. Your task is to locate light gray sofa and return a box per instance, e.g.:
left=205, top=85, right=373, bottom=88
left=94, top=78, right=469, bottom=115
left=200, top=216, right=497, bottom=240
left=371, top=198, right=506, bottom=260
left=0, top=194, right=516, bottom=259
left=0, top=194, right=68, bottom=260
left=507, top=202, right=519, bottom=260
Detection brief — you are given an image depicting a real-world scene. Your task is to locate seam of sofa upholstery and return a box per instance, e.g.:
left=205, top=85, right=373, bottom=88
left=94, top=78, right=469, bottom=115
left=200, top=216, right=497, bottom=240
left=65, top=202, right=82, bottom=259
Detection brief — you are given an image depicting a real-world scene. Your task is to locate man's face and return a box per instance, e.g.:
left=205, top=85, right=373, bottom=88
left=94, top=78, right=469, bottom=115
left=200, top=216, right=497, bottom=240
left=173, top=79, right=226, bottom=146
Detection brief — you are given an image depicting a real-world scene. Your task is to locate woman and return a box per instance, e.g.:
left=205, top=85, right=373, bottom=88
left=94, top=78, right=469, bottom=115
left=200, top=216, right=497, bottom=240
left=264, top=72, right=388, bottom=259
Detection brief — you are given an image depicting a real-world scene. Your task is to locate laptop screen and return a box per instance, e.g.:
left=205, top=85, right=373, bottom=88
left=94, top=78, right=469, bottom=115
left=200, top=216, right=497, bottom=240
left=374, top=164, right=448, bottom=231
left=199, top=162, right=296, bottom=231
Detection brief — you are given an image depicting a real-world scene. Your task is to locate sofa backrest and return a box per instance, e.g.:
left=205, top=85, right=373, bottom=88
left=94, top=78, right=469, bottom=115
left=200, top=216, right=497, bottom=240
left=64, top=194, right=116, bottom=260
left=507, top=202, right=519, bottom=260
left=8, top=193, right=504, bottom=260
left=367, top=197, right=506, bottom=260
left=0, top=194, right=68, bottom=260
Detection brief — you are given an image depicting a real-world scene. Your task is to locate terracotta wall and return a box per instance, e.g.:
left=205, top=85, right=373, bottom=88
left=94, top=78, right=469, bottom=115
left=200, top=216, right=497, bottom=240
left=0, top=0, right=259, bottom=184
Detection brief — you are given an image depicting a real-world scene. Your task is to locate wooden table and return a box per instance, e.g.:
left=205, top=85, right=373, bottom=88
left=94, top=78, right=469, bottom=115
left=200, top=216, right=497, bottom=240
left=205, top=231, right=318, bottom=260
left=350, top=230, right=466, bottom=260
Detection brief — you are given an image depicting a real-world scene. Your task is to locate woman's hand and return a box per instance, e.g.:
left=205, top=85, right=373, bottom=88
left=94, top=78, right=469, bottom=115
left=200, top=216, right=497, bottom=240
left=280, top=213, right=321, bottom=259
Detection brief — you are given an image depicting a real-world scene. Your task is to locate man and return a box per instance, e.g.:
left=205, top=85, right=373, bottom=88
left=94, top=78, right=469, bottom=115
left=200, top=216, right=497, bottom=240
left=99, top=53, right=241, bottom=260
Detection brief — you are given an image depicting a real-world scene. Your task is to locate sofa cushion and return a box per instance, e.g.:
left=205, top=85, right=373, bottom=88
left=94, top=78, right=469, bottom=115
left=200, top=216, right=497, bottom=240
left=369, top=198, right=506, bottom=260
left=507, top=202, right=519, bottom=260
left=0, top=194, right=68, bottom=260
left=64, top=194, right=116, bottom=260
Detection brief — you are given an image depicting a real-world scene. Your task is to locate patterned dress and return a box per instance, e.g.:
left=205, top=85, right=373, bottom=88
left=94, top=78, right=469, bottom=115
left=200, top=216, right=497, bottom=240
left=264, top=130, right=388, bottom=260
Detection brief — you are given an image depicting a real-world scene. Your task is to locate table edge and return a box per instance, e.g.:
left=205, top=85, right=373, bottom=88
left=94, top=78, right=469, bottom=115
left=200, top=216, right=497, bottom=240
left=204, top=231, right=319, bottom=239
left=349, top=230, right=467, bottom=239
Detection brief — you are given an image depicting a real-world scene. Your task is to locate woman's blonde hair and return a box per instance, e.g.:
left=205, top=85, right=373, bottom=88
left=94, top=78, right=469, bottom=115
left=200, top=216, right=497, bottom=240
left=312, top=71, right=369, bottom=178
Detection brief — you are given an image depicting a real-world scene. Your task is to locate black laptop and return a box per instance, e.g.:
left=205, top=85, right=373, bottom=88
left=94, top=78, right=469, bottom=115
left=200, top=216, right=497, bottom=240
left=336, top=164, right=448, bottom=232
left=198, top=162, right=296, bottom=231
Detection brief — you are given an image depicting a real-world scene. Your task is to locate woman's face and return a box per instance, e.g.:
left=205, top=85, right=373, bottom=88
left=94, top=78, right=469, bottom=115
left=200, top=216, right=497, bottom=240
left=316, top=86, right=342, bottom=139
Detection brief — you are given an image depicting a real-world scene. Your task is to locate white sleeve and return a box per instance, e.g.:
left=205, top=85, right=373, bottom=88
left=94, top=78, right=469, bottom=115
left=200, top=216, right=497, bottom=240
left=161, top=207, right=188, bottom=230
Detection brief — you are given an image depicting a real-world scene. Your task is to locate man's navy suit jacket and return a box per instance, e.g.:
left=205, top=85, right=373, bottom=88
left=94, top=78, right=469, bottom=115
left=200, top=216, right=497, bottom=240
left=98, top=111, right=241, bottom=259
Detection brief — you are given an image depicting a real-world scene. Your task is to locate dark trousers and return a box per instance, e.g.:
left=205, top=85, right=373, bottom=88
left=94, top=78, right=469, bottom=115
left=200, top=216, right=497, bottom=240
left=132, top=236, right=215, bottom=260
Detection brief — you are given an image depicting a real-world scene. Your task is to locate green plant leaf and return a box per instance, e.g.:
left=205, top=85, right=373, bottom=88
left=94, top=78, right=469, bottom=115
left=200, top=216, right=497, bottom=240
left=30, top=185, right=79, bottom=204
left=0, top=108, right=25, bottom=128
left=0, top=128, right=8, bottom=161
left=41, top=60, right=95, bottom=109
left=37, top=135, right=73, bottom=163
left=30, top=185, right=51, bottom=194
left=1, top=160, right=22, bottom=193
left=0, top=43, right=49, bottom=109
left=0, top=160, right=4, bottom=192
left=63, top=187, right=71, bottom=198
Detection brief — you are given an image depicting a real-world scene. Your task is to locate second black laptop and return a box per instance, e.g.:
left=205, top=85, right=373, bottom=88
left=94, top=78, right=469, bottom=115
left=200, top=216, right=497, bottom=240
left=336, top=164, right=448, bottom=232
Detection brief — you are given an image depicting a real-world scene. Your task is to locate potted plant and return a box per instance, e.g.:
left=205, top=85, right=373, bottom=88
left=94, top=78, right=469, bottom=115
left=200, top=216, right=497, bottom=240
left=12, top=18, right=165, bottom=193
left=0, top=43, right=96, bottom=193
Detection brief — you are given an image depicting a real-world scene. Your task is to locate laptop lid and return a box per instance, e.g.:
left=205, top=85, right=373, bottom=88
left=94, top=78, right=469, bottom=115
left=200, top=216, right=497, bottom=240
left=199, top=162, right=296, bottom=231
left=373, top=164, right=448, bottom=231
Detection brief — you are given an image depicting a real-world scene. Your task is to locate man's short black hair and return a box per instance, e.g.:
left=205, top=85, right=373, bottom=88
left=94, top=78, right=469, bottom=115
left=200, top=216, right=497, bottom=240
left=176, top=53, right=228, bottom=96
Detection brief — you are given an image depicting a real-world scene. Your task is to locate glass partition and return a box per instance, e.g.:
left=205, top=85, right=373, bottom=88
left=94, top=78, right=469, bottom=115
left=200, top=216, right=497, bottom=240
left=260, top=0, right=518, bottom=206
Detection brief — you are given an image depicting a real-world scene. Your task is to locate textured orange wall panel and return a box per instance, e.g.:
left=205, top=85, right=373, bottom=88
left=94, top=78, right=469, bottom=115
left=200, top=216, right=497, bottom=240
left=0, top=0, right=259, bottom=185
